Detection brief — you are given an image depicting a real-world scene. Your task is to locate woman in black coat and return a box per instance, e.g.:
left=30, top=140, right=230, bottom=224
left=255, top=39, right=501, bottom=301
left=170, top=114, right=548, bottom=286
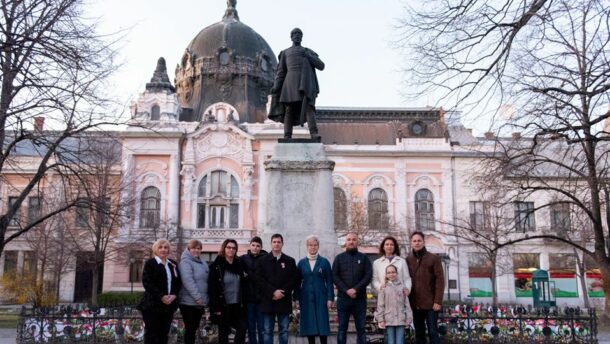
left=137, top=239, right=181, bottom=344
left=208, top=239, right=247, bottom=344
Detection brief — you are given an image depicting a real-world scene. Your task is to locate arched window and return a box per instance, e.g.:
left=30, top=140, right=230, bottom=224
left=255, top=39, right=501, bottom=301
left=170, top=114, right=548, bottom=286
left=334, top=188, right=347, bottom=231
left=197, top=170, right=240, bottom=229
left=415, top=189, right=435, bottom=231
left=140, top=186, right=161, bottom=228
left=368, top=188, right=388, bottom=230
left=150, top=105, right=160, bottom=120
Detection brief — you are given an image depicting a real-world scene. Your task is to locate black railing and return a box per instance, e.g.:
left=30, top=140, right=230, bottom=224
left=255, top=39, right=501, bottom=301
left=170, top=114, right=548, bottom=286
left=365, top=304, right=598, bottom=344
left=17, top=305, right=216, bottom=343
left=18, top=304, right=598, bottom=343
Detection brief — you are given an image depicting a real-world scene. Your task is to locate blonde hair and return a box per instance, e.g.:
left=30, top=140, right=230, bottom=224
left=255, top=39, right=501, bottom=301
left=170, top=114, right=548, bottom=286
left=152, top=239, right=171, bottom=256
left=187, top=239, right=203, bottom=250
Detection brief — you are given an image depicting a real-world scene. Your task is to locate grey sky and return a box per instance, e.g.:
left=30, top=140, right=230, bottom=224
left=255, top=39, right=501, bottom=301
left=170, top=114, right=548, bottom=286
left=92, top=0, right=429, bottom=111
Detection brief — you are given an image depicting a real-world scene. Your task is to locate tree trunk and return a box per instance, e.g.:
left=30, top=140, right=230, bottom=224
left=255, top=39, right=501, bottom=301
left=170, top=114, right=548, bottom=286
left=91, top=255, right=100, bottom=306
left=491, top=254, right=498, bottom=307
left=91, top=269, right=98, bottom=306
left=599, top=264, right=610, bottom=323
left=574, top=250, right=591, bottom=309
left=55, top=271, right=62, bottom=301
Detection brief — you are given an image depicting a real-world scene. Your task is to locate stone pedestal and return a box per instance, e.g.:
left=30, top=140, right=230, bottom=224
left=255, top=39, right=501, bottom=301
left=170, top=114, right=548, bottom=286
left=263, top=143, right=338, bottom=261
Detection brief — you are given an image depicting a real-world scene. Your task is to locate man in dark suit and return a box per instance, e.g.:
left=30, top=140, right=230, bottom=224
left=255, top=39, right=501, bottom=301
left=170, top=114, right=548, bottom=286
left=255, top=233, right=299, bottom=344
left=269, top=28, right=325, bottom=140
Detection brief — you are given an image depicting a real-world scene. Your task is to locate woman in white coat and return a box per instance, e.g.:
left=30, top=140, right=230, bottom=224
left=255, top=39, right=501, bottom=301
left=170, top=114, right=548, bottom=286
left=372, top=236, right=411, bottom=294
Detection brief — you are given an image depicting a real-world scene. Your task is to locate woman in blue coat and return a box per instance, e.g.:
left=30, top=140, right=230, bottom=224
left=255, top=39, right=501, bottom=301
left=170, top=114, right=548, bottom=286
left=296, top=235, right=335, bottom=344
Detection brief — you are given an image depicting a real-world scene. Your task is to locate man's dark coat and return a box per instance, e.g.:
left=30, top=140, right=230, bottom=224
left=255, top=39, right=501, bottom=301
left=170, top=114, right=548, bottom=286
left=269, top=45, right=324, bottom=126
left=255, top=253, right=299, bottom=314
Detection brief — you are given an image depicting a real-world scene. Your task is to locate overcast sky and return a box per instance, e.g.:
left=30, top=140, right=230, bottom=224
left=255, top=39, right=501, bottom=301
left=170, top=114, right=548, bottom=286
left=92, top=1, right=430, bottom=107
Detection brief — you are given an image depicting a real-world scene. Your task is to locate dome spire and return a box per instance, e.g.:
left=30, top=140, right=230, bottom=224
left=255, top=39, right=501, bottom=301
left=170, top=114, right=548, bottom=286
left=223, top=0, right=239, bottom=21
left=146, top=57, right=175, bottom=93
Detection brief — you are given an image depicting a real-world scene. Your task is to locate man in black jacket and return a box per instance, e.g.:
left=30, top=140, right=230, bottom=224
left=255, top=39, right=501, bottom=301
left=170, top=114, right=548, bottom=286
left=332, top=232, right=372, bottom=344
left=241, top=236, right=267, bottom=344
left=255, top=233, right=299, bottom=344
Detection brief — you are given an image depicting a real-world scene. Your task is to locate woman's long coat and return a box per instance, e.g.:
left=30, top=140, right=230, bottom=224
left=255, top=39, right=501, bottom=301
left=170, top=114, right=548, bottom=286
left=296, top=256, right=334, bottom=336
left=137, top=258, right=182, bottom=313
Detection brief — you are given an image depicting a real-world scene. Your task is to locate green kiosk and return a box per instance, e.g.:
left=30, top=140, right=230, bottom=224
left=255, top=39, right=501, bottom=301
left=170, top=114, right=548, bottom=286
left=532, top=269, right=556, bottom=307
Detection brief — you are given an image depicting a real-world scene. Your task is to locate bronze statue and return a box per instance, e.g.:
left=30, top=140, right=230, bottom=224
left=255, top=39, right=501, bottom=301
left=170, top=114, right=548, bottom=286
left=269, top=28, right=325, bottom=140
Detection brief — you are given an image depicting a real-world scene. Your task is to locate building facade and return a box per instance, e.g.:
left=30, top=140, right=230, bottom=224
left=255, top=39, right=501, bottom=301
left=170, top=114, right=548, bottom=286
left=0, top=2, right=602, bottom=308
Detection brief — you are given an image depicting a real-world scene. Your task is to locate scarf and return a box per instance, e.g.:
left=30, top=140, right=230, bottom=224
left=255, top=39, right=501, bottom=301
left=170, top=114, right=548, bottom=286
left=413, top=247, right=428, bottom=259
left=307, top=253, right=318, bottom=270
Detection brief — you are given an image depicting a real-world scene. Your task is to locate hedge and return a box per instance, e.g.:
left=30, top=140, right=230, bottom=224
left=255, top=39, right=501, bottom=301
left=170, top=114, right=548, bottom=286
left=97, top=291, right=144, bottom=307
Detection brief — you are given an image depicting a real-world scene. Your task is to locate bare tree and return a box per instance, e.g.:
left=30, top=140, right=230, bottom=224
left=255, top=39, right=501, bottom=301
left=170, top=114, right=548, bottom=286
left=64, top=138, right=121, bottom=305
left=441, top=196, right=514, bottom=306
left=335, top=194, right=402, bottom=248
left=401, top=0, right=610, bottom=317
left=24, top=211, right=76, bottom=301
left=0, top=0, right=120, bottom=257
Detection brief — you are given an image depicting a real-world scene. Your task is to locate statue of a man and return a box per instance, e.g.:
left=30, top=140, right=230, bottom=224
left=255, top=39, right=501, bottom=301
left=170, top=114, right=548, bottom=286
left=269, top=28, right=325, bottom=140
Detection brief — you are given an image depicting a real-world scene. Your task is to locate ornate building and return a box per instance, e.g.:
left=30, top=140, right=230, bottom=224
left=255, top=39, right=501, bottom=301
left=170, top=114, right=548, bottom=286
left=0, top=2, right=602, bottom=307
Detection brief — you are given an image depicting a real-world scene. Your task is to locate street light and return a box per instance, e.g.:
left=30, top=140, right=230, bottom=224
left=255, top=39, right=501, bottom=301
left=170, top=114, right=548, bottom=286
left=129, top=257, right=136, bottom=293
left=442, top=254, right=451, bottom=301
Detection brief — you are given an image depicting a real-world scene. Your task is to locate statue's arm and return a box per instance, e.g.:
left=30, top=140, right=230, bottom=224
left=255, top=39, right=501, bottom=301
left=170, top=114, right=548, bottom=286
left=305, top=48, right=325, bottom=71
left=271, top=51, right=287, bottom=93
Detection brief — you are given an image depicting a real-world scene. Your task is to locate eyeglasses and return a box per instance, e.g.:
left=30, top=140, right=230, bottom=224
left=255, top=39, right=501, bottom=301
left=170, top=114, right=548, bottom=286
left=226, top=246, right=237, bottom=250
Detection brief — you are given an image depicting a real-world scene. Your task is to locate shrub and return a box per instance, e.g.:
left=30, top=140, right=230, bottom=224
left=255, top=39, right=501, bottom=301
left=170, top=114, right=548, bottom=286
left=97, top=291, right=144, bottom=307
left=0, top=273, right=56, bottom=307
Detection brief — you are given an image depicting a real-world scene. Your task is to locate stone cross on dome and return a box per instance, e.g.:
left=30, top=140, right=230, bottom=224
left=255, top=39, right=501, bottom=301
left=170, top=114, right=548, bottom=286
left=224, top=0, right=239, bottom=20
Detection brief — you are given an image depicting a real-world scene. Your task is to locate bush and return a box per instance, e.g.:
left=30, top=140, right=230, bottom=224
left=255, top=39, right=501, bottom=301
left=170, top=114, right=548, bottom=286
left=0, top=273, right=56, bottom=307
left=443, top=299, right=472, bottom=309
left=97, top=291, right=144, bottom=307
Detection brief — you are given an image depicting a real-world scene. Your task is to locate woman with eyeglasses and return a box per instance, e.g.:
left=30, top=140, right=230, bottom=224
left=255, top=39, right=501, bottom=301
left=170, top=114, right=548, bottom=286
left=208, top=239, right=247, bottom=344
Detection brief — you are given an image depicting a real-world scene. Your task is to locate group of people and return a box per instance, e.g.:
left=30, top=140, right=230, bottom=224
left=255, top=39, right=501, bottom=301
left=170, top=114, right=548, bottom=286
left=137, top=231, right=444, bottom=344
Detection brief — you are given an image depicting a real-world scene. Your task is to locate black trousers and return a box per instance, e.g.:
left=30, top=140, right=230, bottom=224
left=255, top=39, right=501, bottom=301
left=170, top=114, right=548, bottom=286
left=142, top=310, right=174, bottom=344
left=218, top=303, right=247, bottom=344
left=179, top=305, right=205, bottom=344
left=413, top=309, right=440, bottom=344
left=284, top=101, right=319, bottom=138
left=307, top=335, right=328, bottom=344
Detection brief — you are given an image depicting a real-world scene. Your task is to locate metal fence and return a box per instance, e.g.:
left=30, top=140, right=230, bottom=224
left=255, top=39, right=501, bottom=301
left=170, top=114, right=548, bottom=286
left=18, top=304, right=598, bottom=343
left=17, top=305, right=216, bottom=343
left=366, top=304, right=598, bottom=344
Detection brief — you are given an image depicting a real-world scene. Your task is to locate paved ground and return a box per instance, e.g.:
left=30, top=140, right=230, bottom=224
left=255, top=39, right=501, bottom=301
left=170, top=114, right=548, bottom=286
left=599, top=330, right=610, bottom=344
left=0, top=329, right=605, bottom=343
left=0, top=329, right=16, bottom=344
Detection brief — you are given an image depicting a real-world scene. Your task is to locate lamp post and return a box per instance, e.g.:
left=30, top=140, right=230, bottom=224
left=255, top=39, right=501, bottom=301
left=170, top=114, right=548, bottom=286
left=129, top=257, right=136, bottom=293
left=442, top=254, right=451, bottom=301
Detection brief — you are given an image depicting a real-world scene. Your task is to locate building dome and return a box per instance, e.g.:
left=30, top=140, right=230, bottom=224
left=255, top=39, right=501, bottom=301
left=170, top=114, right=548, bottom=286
left=175, top=1, right=277, bottom=123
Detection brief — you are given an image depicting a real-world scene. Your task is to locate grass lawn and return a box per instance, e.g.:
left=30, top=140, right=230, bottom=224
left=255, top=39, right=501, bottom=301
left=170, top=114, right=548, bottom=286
left=0, top=312, right=19, bottom=329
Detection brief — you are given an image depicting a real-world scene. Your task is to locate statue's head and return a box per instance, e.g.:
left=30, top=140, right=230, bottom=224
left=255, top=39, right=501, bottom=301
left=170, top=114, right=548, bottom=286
left=290, top=28, right=303, bottom=44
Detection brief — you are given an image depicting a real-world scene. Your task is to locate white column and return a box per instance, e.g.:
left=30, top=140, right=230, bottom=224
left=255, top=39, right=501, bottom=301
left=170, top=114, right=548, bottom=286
left=168, top=154, right=180, bottom=225
left=120, top=153, right=134, bottom=237
left=395, top=166, right=408, bottom=234
left=540, top=251, right=550, bottom=270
